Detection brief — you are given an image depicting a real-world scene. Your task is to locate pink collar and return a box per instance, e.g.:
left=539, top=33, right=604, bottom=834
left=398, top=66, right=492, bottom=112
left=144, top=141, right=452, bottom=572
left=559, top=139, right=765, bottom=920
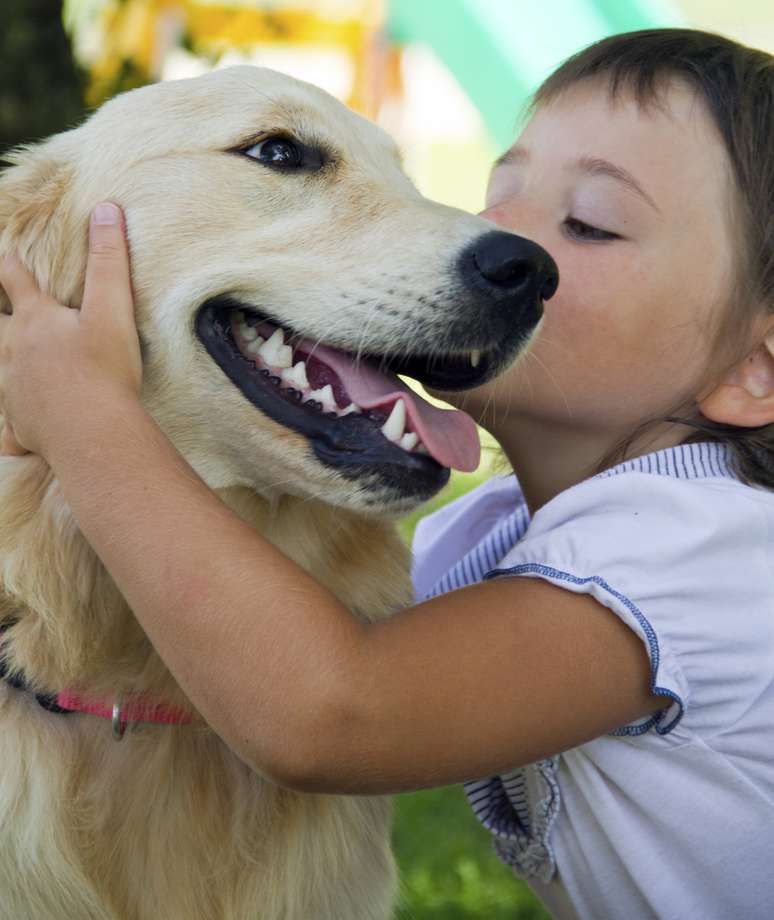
left=1, top=627, right=193, bottom=737
left=56, top=691, right=193, bottom=739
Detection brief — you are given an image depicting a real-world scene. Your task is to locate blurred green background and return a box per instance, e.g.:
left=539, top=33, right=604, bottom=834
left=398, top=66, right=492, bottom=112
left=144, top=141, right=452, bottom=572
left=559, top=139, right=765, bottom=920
left=394, top=466, right=550, bottom=920
left=3, top=1, right=772, bottom=916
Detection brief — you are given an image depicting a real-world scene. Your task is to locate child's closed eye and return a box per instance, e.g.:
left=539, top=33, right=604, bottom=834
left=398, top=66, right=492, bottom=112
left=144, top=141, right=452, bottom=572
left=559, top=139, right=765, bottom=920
left=563, top=217, right=620, bottom=242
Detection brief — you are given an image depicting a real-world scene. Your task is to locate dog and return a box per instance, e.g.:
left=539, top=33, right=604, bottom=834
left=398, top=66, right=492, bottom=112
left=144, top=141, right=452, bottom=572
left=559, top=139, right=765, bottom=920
left=0, top=66, right=556, bottom=919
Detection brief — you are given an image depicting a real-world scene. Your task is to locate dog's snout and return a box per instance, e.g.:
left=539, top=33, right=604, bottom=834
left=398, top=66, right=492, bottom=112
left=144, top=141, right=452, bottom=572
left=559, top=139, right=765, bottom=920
left=466, top=231, right=559, bottom=303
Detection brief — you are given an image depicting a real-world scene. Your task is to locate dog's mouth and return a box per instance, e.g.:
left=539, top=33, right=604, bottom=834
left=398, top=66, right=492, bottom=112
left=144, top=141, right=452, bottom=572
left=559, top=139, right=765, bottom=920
left=196, top=297, right=486, bottom=476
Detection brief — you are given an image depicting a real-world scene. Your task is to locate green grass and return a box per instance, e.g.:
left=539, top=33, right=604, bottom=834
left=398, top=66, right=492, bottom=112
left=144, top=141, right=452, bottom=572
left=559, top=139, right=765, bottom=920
left=392, top=786, right=549, bottom=920
left=397, top=466, right=492, bottom=544
left=391, top=469, right=549, bottom=919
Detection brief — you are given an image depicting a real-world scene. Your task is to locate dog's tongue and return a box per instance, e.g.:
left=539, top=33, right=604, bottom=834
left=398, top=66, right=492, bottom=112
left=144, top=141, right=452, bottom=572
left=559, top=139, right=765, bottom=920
left=307, top=343, right=480, bottom=472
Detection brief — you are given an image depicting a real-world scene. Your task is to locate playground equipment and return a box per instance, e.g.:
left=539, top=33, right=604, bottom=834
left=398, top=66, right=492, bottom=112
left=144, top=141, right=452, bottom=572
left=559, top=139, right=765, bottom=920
left=70, top=0, right=677, bottom=145
left=388, top=0, right=677, bottom=147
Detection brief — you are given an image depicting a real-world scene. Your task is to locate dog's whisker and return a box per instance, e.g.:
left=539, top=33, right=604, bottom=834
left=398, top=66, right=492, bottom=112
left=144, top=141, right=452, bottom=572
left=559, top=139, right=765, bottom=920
left=525, top=350, right=572, bottom=419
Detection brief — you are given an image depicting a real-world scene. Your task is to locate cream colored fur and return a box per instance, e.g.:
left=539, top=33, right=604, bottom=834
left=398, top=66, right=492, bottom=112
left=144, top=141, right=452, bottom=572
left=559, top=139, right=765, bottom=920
left=0, top=67, right=496, bottom=919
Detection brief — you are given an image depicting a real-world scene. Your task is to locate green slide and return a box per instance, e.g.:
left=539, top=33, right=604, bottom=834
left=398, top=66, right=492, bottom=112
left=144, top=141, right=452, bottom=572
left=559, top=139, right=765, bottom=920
left=387, top=0, right=680, bottom=148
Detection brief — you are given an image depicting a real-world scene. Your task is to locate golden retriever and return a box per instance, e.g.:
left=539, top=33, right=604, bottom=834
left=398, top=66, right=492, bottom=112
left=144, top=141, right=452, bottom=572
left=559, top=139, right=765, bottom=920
left=0, top=66, right=556, bottom=919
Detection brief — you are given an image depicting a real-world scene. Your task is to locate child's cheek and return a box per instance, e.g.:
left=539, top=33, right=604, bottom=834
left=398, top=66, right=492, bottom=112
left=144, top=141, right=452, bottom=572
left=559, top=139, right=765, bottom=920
left=537, top=245, right=641, bottom=371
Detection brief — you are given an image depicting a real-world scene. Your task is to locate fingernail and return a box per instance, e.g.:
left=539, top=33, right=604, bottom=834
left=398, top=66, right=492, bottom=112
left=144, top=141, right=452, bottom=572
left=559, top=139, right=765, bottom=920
left=92, top=202, right=120, bottom=226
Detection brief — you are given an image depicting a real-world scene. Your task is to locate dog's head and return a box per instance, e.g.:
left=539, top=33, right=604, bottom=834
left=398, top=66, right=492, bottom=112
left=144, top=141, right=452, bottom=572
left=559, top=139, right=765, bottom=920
left=0, top=66, right=557, bottom=515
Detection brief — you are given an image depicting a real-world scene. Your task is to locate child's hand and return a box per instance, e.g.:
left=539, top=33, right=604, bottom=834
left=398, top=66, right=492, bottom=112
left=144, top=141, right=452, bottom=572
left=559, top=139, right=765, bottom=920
left=0, top=202, right=141, bottom=458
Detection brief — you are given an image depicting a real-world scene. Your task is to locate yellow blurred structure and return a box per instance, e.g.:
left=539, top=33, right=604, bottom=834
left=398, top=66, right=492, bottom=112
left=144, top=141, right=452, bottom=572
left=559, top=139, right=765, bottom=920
left=87, top=0, right=394, bottom=118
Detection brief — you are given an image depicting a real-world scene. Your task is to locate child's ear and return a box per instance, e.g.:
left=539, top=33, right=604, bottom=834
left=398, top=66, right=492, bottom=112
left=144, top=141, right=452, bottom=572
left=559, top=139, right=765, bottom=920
left=698, top=329, right=774, bottom=427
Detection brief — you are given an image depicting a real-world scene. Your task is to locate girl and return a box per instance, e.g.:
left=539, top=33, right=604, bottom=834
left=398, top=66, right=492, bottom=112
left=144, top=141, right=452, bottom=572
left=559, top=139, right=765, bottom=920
left=1, top=28, right=772, bottom=919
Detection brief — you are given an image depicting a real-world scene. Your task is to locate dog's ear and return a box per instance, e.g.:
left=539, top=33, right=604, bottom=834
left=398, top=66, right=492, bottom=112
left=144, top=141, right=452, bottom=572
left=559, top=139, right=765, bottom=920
left=0, top=135, right=86, bottom=316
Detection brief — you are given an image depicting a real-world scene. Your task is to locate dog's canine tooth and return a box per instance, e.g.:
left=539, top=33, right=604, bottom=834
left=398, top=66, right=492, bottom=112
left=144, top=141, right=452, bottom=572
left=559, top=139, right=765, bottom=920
left=381, top=399, right=406, bottom=442
left=338, top=403, right=361, bottom=416
left=246, top=337, right=265, bottom=354
left=398, top=431, right=418, bottom=451
left=470, top=349, right=481, bottom=368
left=242, top=326, right=258, bottom=342
left=258, top=328, right=285, bottom=365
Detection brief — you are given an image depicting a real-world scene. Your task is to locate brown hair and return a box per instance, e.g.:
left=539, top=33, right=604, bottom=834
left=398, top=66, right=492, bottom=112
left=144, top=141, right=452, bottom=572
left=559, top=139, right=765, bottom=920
left=533, top=28, right=774, bottom=487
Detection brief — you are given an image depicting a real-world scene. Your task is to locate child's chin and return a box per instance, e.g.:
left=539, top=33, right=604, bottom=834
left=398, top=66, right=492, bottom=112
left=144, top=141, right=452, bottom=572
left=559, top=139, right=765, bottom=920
left=424, top=385, right=464, bottom=406
left=425, top=382, right=490, bottom=420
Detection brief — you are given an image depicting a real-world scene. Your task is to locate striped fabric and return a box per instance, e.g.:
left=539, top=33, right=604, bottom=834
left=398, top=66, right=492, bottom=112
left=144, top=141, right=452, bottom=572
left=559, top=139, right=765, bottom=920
left=417, top=441, right=738, bottom=882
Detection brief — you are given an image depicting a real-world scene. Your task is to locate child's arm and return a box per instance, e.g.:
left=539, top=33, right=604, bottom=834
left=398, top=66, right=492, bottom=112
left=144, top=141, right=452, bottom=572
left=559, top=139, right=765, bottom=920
left=0, top=206, right=666, bottom=794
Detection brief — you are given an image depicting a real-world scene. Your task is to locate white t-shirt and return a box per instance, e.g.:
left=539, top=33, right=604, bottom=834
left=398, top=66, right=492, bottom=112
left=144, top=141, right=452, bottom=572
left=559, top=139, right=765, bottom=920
left=412, top=442, right=774, bottom=920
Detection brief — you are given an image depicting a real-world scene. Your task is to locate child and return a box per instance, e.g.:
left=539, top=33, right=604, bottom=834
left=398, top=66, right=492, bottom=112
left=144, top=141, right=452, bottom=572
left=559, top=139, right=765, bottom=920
left=1, top=28, right=772, bottom=919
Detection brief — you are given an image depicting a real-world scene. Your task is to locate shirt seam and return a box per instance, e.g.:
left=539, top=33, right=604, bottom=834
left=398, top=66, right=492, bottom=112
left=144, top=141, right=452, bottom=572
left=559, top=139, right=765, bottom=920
left=484, top=562, right=689, bottom=737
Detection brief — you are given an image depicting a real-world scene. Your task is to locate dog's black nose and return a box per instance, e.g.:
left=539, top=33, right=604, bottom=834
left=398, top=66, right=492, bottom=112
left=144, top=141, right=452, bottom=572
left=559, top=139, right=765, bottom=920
left=469, top=231, right=558, bottom=302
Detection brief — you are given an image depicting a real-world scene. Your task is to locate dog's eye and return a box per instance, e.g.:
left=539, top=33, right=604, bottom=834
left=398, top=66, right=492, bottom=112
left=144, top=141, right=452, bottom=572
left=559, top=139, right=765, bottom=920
left=244, top=137, right=304, bottom=169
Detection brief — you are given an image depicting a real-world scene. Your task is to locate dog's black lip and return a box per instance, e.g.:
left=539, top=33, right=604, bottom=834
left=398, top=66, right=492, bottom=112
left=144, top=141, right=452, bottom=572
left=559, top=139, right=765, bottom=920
left=372, top=350, right=495, bottom=392
left=195, top=297, right=451, bottom=490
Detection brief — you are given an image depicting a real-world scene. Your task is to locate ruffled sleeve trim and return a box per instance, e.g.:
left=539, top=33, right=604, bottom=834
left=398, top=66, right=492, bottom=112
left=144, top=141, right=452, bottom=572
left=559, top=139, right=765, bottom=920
left=464, top=757, right=561, bottom=883
left=485, top=563, right=688, bottom=736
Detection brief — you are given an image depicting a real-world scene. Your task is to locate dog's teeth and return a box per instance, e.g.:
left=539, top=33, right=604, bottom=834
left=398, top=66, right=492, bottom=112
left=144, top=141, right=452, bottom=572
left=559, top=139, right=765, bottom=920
left=258, top=328, right=285, bottom=365
left=470, top=349, right=481, bottom=368
left=381, top=398, right=406, bottom=442
left=398, top=431, right=418, bottom=451
left=246, top=337, right=265, bottom=354
left=318, top=384, right=337, bottom=410
left=280, top=361, right=309, bottom=389
left=242, top=326, right=258, bottom=342
left=306, top=386, right=336, bottom=411
left=274, top=345, right=293, bottom=369
left=295, top=361, right=310, bottom=389
left=338, top=403, right=361, bottom=416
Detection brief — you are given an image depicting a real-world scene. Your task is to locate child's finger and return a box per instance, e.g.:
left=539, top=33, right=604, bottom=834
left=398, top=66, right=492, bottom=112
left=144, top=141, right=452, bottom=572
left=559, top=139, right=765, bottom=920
left=0, top=254, right=46, bottom=316
left=82, top=203, right=135, bottom=334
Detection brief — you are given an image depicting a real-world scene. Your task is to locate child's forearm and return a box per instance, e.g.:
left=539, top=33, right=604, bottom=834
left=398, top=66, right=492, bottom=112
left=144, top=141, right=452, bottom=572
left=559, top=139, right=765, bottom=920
left=45, top=388, right=367, bottom=786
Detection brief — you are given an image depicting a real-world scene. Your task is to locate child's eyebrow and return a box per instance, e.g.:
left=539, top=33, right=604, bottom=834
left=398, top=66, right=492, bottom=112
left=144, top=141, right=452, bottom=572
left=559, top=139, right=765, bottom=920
left=576, top=156, right=661, bottom=214
left=492, top=146, right=528, bottom=170
left=492, top=146, right=660, bottom=215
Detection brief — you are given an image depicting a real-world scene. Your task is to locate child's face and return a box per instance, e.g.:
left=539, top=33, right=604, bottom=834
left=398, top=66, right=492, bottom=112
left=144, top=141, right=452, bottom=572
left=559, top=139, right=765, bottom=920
left=442, top=78, right=735, bottom=442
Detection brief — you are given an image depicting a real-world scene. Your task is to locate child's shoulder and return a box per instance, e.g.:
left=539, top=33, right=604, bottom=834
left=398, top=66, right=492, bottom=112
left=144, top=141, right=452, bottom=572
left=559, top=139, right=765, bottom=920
left=527, top=441, right=773, bottom=559
left=494, top=443, right=774, bottom=740
left=412, top=441, right=774, bottom=601
left=502, top=442, right=773, bottom=624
